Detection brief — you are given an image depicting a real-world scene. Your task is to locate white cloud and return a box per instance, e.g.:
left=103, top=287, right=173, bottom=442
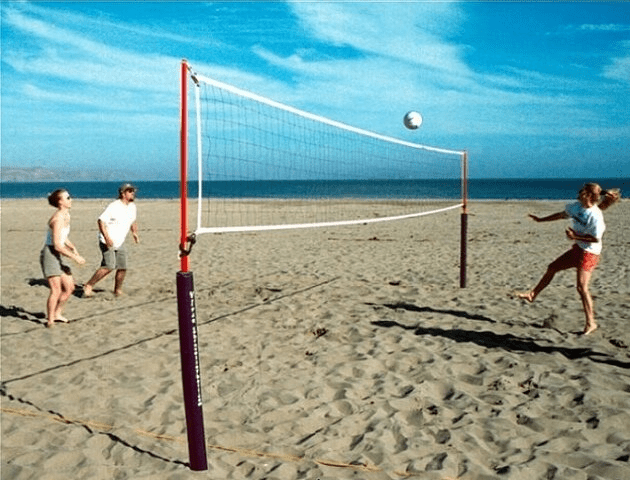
left=3, top=5, right=185, bottom=92
left=603, top=55, right=630, bottom=83
left=254, top=3, right=606, bottom=140
left=602, top=41, right=630, bottom=84
left=11, top=1, right=212, bottom=47
left=578, top=24, right=630, bottom=33
left=289, top=1, right=471, bottom=79
left=550, top=23, right=630, bottom=35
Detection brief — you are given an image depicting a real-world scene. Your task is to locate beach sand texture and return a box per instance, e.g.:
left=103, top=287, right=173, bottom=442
left=2, top=199, right=629, bottom=479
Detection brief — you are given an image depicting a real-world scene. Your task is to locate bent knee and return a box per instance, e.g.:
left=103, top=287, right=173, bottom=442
left=576, top=284, right=590, bottom=296
left=544, top=266, right=559, bottom=277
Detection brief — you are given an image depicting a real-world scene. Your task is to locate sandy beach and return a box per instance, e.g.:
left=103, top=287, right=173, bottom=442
left=1, top=198, right=629, bottom=479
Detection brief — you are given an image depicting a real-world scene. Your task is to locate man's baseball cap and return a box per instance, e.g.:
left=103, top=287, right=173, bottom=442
left=118, top=183, right=137, bottom=195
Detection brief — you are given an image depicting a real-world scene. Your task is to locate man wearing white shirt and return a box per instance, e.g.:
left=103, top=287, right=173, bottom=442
left=83, top=184, right=139, bottom=297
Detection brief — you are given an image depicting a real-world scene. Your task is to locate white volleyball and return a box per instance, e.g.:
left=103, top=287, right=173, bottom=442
left=403, top=111, right=423, bottom=130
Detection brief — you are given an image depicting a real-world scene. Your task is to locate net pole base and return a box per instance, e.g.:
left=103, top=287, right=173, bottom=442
left=176, top=271, right=208, bottom=471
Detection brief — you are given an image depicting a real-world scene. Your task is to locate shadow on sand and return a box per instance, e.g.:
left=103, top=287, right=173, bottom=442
left=370, top=302, right=630, bottom=370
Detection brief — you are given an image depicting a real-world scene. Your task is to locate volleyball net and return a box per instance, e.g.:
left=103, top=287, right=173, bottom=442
left=177, top=59, right=468, bottom=470
left=182, top=62, right=467, bottom=237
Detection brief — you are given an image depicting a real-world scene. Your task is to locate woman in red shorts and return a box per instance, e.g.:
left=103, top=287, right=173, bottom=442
left=517, top=183, right=620, bottom=335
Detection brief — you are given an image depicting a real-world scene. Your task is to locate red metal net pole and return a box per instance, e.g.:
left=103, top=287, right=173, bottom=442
left=177, top=59, right=208, bottom=471
left=180, top=60, right=190, bottom=273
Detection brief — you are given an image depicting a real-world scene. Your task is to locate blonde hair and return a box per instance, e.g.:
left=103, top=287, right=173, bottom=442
left=580, top=182, right=602, bottom=202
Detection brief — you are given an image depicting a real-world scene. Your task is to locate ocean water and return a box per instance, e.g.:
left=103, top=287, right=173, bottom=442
left=1, top=178, right=627, bottom=201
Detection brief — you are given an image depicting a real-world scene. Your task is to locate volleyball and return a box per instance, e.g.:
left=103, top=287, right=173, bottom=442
left=403, top=111, right=423, bottom=130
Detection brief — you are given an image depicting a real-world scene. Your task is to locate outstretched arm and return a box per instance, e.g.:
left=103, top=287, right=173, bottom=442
left=528, top=211, right=568, bottom=223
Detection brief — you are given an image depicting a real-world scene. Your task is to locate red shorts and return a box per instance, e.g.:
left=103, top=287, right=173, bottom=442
left=550, top=244, right=600, bottom=273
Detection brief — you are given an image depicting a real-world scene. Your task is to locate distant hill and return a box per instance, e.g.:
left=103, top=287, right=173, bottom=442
left=1, top=167, right=116, bottom=182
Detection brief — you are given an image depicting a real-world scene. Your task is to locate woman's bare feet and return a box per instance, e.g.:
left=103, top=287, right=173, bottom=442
left=516, top=291, right=535, bottom=302
left=583, top=323, right=598, bottom=335
left=83, top=285, right=94, bottom=297
left=47, top=315, right=69, bottom=328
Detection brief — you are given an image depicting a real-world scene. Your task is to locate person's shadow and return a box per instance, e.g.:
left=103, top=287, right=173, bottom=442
left=27, top=277, right=98, bottom=298
left=370, top=302, right=630, bottom=370
left=0, top=305, right=46, bottom=325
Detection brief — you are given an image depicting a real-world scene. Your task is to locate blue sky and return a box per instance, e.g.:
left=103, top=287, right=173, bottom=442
left=2, top=1, right=629, bottom=180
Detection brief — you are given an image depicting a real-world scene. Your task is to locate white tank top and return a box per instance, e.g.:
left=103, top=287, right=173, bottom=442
left=45, top=225, right=70, bottom=247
